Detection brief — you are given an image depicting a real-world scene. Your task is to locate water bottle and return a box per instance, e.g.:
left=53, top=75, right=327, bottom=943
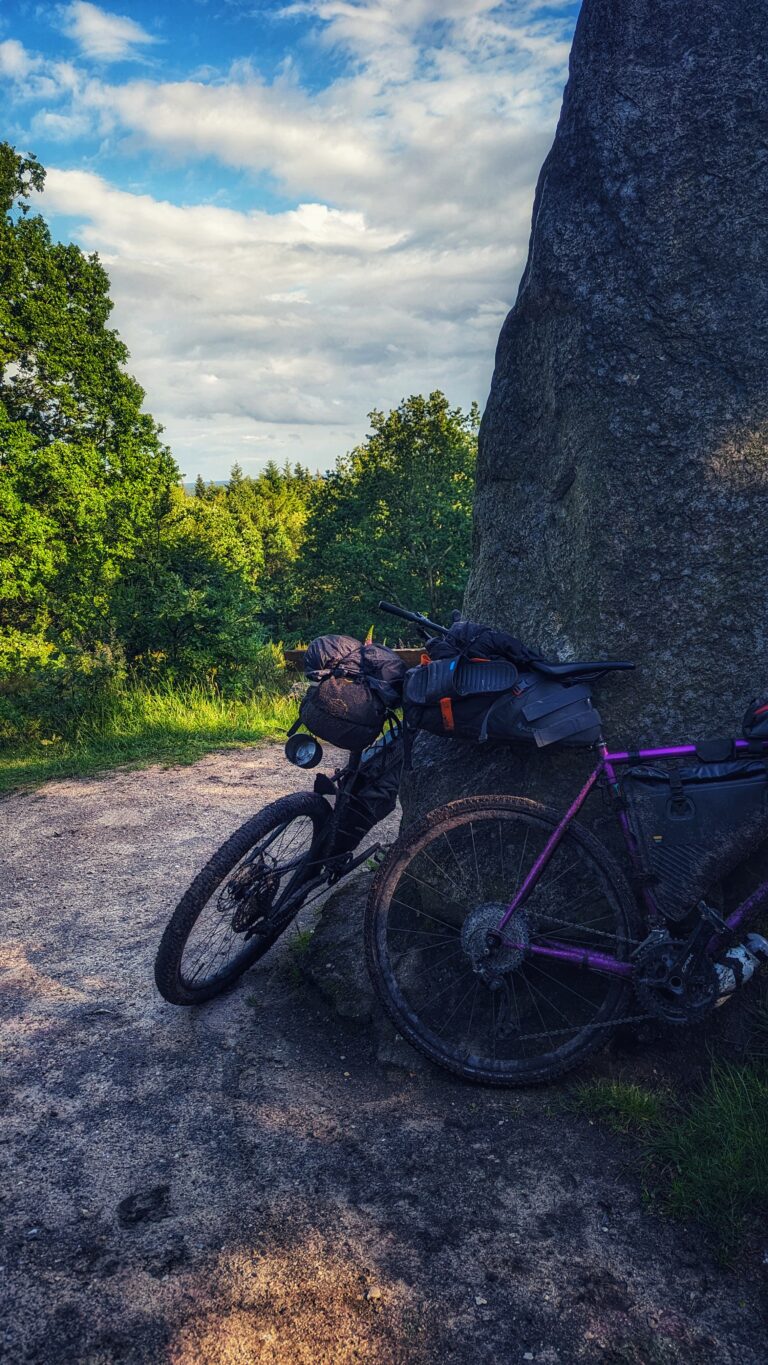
left=715, top=933, right=768, bottom=1001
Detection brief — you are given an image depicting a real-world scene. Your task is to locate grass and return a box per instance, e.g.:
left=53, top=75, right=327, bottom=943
left=576, top=1059, right=768, bottom=1257
left=285, top=925, right=316, bottom=985
left=574, top=1078, right=667, bottom=1134
left=0, top=683, right=298, bottom=795
left=648, top=1062, right=768, bottom=1253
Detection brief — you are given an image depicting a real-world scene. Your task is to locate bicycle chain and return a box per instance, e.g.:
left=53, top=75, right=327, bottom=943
left=504, top=1012, right=656, bottom=1043
left=496, top=910, right=653, bottom=1042
left=523, top=907, right=645, bottom=949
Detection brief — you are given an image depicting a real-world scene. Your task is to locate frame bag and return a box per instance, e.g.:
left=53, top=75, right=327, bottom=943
left=332, top=729, right=404, bottom=857
left=622, top=755, right=768, bottom=921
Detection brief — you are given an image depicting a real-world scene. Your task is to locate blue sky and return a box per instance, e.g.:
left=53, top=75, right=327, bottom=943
left=0, top=1, right=581, bottom=479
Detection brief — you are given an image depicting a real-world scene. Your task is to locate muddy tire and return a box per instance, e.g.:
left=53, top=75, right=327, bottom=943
left=155, top=792, right=330, bottom=1005
left=366, top=794, right=639, bottom=1086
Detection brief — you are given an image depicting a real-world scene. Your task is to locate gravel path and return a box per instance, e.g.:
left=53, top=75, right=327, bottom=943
left=2, top=745, right=766, bottom=1364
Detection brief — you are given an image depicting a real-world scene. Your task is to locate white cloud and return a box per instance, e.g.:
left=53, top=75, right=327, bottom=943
left=5, top=1, right=575, bottom=475
left=0, top=38, right=38, bottom=79
left=60, top=2, right=160, bottom=63
left=40, top=164, right=527, bottom=475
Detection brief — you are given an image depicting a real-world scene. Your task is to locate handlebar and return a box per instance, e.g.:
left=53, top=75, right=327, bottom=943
left=378, top=600, right=447, bottom=637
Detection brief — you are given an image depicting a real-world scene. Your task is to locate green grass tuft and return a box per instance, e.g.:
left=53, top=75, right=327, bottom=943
left=288, top=926, right=315, bottom=958
left=574, top=1078, right=667, bottom=1134
left=0, top=683, right=297, bottom=794
left=648, top=1062, right=768, bottom=1253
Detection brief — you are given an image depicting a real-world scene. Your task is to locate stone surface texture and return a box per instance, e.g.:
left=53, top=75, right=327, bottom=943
left=404, top=0, right=768, bottom=824
left=467, top=0, right=768, bottom=749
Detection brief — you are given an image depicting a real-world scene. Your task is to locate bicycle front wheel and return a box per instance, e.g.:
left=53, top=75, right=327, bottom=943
left=365, top=795, right=638, bottom=1085
left=155, top=792, right=330, bottom=1005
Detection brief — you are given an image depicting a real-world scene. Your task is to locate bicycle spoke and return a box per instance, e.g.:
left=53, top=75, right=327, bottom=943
left=373, top=800, right=631, bottom=1079
left=390, top=896, right=464, bottom=934
left=436, top=975, right=483, bottom=1038
left=526, top=957, right=609, bottom=1015
left=179, top=814, right=319, bottom=986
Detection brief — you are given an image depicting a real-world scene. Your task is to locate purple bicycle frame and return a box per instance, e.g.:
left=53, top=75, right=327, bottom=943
left=493, top=737, right=768, bottom=979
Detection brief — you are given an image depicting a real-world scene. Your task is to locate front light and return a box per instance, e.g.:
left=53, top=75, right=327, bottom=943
left=285, top=733, right=323, bottom=769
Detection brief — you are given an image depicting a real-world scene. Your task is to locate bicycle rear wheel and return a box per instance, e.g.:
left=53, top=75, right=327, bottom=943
left=365, top=795, right=639, bottom=1085
left=155, top=792, right=330, bottom=1005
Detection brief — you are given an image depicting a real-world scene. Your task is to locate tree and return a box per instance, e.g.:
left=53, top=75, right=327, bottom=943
left=115, top=488, right=268, bottom=689
left=295, top=393, right=477, bottom=640
left=208, top=460, right=321, bottom=637
left=0, top=142, right=179, bottom=735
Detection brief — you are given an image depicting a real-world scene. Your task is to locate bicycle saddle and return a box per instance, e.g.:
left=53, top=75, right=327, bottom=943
left=533, top=659, right=635, bottom=682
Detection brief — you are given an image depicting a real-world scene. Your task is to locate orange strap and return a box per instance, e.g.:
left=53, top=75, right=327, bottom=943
left=439, top=697, right=455, bottom=732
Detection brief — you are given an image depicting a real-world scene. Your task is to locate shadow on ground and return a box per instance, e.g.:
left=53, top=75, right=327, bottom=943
left=2, top=746, right=766, bottom=1364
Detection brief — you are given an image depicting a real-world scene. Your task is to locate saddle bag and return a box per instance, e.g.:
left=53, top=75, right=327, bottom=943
left=402, top=658, right=602, bottom=748
left=622, top=755, right=768, bottom=922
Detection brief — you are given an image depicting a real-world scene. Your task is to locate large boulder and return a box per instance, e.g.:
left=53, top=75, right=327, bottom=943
left=406, top=0, right=768, bottom=821
left=300, top=873, right=428, bottom=1071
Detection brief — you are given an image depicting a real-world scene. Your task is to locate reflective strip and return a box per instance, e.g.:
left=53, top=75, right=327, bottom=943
left=439, top=697, right=455, bottom=732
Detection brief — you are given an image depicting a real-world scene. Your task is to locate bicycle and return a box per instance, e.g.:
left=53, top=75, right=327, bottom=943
left=365, top=602, right=768, bottom=1086
left=155, top=602, right=458, bottom=1005
left=154, top=720, right=407, bottom=1005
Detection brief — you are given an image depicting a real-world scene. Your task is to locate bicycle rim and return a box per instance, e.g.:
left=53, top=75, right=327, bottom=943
left=367, top=796, right=636, bottom=1084
left=178, top=811, right=324, bottom=989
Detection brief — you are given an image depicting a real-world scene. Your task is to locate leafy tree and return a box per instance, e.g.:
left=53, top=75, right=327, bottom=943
left=0, top=142, right=178, bottom=736
left=116, top=488, right=269, bottom=689
left=294, top=393, right=478, bottom=640
left=0, top=144, right=481, bottom=745
left=206, top=460, right=321, bottom=636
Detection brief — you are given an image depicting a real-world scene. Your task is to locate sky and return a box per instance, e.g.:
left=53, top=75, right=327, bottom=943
left=0, top=0, right=581, bottom=480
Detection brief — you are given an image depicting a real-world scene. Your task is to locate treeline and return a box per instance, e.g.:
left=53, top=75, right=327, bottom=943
left=0, top=143, right=477, bottom=743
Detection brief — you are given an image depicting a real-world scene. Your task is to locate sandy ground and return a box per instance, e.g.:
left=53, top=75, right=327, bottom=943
left=2, top=744, right=767, bottom=1364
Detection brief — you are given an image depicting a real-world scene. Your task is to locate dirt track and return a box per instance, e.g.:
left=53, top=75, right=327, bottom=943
left=2, top=745, right=766, bottom=1364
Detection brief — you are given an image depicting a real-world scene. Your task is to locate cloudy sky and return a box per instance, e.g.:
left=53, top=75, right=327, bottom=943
left=0, top=0, right=580, bottom=480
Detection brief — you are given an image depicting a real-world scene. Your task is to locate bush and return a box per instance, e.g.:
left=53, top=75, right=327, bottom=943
left=0, top=642, right=126, bottom=744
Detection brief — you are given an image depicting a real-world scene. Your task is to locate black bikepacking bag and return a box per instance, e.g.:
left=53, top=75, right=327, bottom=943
left=304, top=634, right=406, bottom=706
left=402, top=657, right=602, bottom=748
left=297, top=634, right=406, bottom=750
left=424, top=618, right=540, bottom=667
left=298, top=676, right=386, bottom=751
left=743, top=696, right=768, bottom=741
left=332, top=729, right=404, bottom=857
left=622, top=755, right=768, bottom=922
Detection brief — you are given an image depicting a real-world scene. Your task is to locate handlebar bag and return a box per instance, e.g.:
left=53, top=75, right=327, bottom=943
left=304, top=634, right=406, bottom=706
left=622, top=758, right=768, bottom=921
left=298, top=675, right=387, bottom=751
left=403, top=661, right=601, bottom=747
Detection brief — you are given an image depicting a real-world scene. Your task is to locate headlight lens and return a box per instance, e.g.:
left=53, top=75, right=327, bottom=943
left=285, top=733, right=323, bottom=768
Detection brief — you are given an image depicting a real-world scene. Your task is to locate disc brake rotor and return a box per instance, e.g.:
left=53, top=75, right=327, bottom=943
left=221, top=855, right=280, bottom=933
